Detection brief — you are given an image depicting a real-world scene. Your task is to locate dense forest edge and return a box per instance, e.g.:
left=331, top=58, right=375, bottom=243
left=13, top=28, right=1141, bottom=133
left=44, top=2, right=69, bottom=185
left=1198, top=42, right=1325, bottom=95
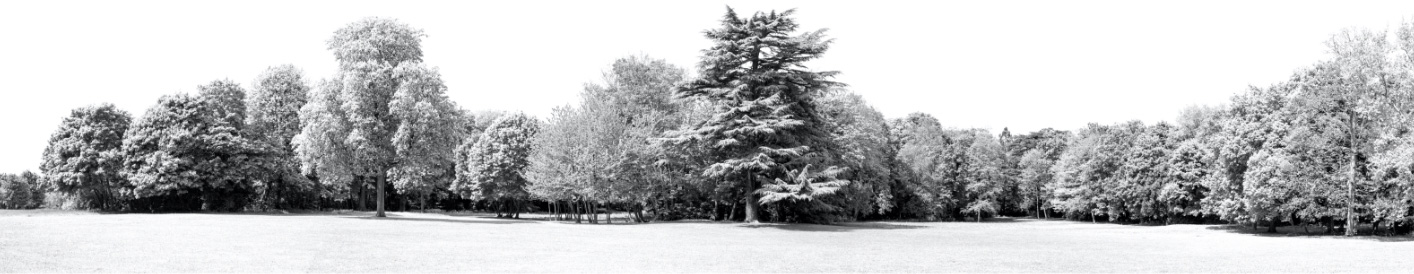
left=4, top=7, right=1414, bottom=237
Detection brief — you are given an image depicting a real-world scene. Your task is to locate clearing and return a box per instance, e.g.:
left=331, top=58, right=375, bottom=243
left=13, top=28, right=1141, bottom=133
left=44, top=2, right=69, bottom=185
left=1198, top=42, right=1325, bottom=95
left=1, top=210, right=1410, bottom=272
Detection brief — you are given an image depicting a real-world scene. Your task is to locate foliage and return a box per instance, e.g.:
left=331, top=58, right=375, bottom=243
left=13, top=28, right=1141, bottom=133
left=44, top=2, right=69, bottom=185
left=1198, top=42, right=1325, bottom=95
left=121, top=83, right=279, bottom=211
left=454, top=113, right=539, bottom=210
left=0, top=172, right=43, bottom=209
left=39, top=103, right=132, bottom=210
left=817, top=90, right=895, bottom=219
left=388, top=64, right=463, bottom=208
left=666, top=8, right=845, bottom=223
left=247, top=65, right=315, bottom=209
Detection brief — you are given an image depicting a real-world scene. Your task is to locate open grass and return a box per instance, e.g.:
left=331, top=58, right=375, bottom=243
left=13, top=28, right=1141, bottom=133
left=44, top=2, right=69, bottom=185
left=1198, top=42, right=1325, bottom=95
left=1, top=210, right=1411, bottom=272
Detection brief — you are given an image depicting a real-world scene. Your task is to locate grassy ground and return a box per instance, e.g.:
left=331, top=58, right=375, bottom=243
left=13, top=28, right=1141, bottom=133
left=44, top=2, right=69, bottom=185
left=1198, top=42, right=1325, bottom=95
left=1, top=210, right=1411, bottom=272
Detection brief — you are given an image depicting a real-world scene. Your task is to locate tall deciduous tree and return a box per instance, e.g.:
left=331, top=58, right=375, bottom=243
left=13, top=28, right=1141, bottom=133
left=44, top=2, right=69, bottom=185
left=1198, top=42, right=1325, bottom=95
left=389, top=64, right=462, bottom=211
left=325, top=17, right=426, bottom=217
left=1319, top=28, right=1409, bottom=236
left=668, top=8, right=845, bottom=223
left=293, top=78, right=357, bottom=206
left=892, top=113, right=953, bottom=220
left=40, top=103, right=132, bottom=210
left=247, top=65, right=314, bottom=209
left=817, top=90, right=894, bottom=220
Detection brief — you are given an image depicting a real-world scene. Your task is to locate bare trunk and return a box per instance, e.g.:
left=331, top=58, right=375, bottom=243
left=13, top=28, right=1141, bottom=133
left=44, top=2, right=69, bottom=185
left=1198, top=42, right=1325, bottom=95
left=355, top=177, right=365, bottom=211
left=728, top=199, right=738, bottom=221
left=1345, top=110, right=1358, bottom=237
left=375, top=173, right=386, bottom=217
left=1345, top=160, right=1357, bottom=236
left=714, top=199, right=721, bottom=221
left=743, top=175, right=761, bottom=223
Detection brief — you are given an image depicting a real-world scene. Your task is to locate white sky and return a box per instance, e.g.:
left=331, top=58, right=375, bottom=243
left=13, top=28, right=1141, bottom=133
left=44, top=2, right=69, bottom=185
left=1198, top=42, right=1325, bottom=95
left=2, top=0, right=1413, bottom=174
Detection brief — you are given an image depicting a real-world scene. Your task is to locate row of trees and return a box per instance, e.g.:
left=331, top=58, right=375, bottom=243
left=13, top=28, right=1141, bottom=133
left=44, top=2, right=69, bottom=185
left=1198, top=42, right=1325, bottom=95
left=20, top=8, right=1414, bottom=234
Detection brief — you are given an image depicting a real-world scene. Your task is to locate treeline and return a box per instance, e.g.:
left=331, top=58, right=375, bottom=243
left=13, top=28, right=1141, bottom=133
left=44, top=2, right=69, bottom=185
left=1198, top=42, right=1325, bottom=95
left=18, top=9, right=1414, bottom=234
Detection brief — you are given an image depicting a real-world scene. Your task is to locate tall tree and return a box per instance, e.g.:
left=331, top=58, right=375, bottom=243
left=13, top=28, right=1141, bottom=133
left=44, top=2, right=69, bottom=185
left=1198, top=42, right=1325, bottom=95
left=817, top=90, right=894, bottom=220
left=668, top=7, right=845, bottom=223
left=325, top=17, right=426, bottom=217
left=1319, top=28, right=1409, bottom=236
left=293, top=79, right=357, bottom=207
left=247, top=65, right=313, bottom=209
left=388, top=64, right=462, bottom=211
left=892, top=113, right=953, bottom=220
left=39, top=103, right=132, bottom=210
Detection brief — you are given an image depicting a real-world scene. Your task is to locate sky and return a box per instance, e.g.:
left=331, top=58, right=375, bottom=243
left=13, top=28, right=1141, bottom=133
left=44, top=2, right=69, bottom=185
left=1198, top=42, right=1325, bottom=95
left=2, top=0, right=1414, bottom=174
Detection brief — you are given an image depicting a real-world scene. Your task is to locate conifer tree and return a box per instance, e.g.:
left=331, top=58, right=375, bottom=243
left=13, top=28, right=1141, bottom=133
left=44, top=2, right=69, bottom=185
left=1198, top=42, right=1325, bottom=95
left=668, top=7, right=845, bottom=223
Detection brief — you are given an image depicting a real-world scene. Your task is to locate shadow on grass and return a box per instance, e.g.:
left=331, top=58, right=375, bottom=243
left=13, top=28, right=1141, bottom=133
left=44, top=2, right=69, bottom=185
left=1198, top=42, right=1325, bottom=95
left=742, top=222, right=928, bottom=232
left=1204, top=224, right=1414, bottom=242
left=341, top=214, right=541, bottom=225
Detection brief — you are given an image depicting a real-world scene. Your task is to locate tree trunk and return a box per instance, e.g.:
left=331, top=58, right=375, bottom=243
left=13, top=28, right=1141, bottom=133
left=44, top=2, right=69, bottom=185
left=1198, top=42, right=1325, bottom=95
left=729, top=200, right=738, bottom=221
left=355, top=177, right=365, bottom=211
left=1345, top=158, right=1357, bottom=237
left=743, top=176, right=761, bottom=223
left=1345, top=110, right=1358, bottom=237
left=375, top=173, right=386, bottom=217
left=714, top=199, right=721, bottom=221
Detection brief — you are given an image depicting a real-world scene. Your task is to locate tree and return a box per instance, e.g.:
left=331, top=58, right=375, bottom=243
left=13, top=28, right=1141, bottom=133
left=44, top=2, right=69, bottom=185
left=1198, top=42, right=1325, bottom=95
left=527, top=56, right=689, bottom=223
left=39, top=103, right=132, bottom=210
left=0, top=173, right=31, bottom=209
left=525, top=104, right=598, bottom=221
left=892, top=113, right=954, bottom=220
left=667, top=7, right=845, bottom=223
left=962, top=130, right=1008, bottom=221
left=454, top=113, right=539, bottom=218
left=21, top=171, right=43, bottom=209
left=817, top=90, right=894, bottom=220
left=293, top=78, right=358, bottom=208
left=1051, top=124, right=1120, bottom=222
left=388, top=64, right=462, bottom=211
left=122, top=83, right=278, bottom=211
left=247, top=65, right=314, bottom=209
left=1012, top=128, right=1070, bottom=218
left=1319, top=28, right=1409, bottom=236
left=1202, top=84, right=1290, bottom=223
left=1114, top=122, right=1176, bottom=223
left=325, top=17, right=427, bottom=217
left=1017, top=150, right=1053, bottom=218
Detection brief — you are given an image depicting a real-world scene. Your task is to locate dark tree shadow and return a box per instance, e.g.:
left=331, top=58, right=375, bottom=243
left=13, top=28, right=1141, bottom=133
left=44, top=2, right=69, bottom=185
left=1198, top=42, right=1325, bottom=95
left=741, top=222, right=928, bottom=232
left=341, top=214, right=541, bottom=225
left=1204, top=224, right=1414, bottom=242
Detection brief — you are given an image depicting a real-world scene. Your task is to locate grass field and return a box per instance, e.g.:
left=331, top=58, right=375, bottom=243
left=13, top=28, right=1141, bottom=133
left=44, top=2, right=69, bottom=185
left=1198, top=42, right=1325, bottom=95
left=2, top=210, right=1411, bottom=272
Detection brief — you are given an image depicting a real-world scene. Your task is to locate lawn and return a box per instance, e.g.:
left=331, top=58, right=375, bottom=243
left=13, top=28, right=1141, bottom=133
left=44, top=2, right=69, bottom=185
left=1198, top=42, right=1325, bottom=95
left=1, top=210, right=1411, bottom=273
